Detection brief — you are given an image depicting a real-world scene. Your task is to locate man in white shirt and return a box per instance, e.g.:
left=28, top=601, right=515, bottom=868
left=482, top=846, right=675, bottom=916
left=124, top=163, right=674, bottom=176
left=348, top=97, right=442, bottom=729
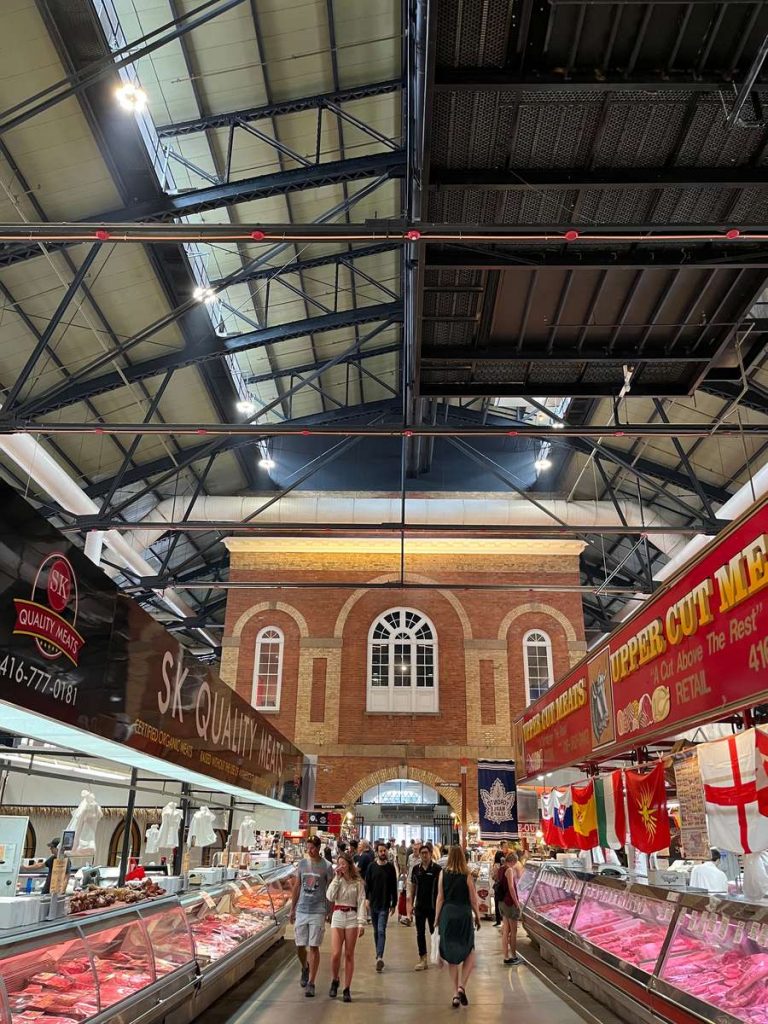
left=689, top=850, right=729, bottom=894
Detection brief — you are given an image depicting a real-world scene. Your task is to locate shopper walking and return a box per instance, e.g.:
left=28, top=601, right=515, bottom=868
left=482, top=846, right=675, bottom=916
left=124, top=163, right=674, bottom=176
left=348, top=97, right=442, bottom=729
left=365, top=840, right=398, bottom=971
left=408, top=842, right=442, bottom=970
left=492, top=840, right=509, bottom=927
left=290, top=835, right=334, bottom=997
left=357, top=839, right=374, bottom=880
left=396, top=840, right=408, bottom=876
left=499, top=852, right=522, bottom=965
left=407, top=839, right=422, bottom=875
left=326, top=852, right=366, bottom=1003
left=435, top=845, right=481, bottom=1008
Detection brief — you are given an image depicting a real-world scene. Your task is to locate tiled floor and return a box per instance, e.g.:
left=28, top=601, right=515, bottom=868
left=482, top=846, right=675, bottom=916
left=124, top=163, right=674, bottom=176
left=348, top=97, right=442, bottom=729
left=209, top=917, right=602, bottom=1023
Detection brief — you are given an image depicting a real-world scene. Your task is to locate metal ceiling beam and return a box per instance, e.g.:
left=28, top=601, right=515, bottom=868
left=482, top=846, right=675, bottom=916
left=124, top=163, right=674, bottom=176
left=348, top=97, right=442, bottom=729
left=433, top=70, right=763, bottom=91
left=155, top=79, right=402, bottom=136
left=419, top=382, right=712, bottom=398
left=420, top=347, right=715, bottom=364
left=16, top=303, right=403, bottom=417
left=3, top=0, right=249, bottom=136
left=209, top=241, right=400, bottom=288
left=426, top=247, right=768, bottom=269
left=15, top=420, right=768, bottom=438
left=66, top=520, right=705, bottom=537
left=431, top=167, right=768, bottom=190
left=81, top=400, right=400, bottom=500
left=108, top=153, right=406, bottom=221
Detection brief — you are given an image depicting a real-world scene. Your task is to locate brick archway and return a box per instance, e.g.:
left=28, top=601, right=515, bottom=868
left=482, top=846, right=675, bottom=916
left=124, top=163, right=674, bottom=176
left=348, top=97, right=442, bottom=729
left=340, top=765, right=462, bottom=816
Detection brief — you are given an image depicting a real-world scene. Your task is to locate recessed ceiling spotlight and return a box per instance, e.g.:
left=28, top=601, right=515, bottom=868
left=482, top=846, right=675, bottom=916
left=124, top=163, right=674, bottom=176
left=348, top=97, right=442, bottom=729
left=236, top=399, right=255, bottom=415
left=193, top=285, right=216, bottom=304
left=259, top=456, right=276, bottom=469
left=116, top=82, right=148, bottom=113
left=551, top=420, right=564, bottom=429
left=534, top=457, right=552, bottom=471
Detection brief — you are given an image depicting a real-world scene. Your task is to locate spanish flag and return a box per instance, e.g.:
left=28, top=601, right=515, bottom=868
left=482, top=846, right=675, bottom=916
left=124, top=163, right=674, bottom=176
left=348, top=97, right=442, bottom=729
left=571, top=780, right=599, bottom=850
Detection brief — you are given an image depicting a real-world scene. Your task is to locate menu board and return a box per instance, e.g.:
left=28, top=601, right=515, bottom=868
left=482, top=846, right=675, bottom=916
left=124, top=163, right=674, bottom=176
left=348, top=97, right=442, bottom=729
left=674, top=754, right=710, bottom=859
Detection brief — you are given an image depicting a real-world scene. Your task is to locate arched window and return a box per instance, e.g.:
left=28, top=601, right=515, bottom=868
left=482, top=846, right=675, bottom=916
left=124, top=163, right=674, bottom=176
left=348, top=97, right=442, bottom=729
left=367, top=608, right=438, bottom=713
left=108, top=818, right=141, bottom=867
left=523, top=630, right=554, bottom=704
left=24, top=822, right=36, bottom=859
left=251, top=627, right=284, bottom=711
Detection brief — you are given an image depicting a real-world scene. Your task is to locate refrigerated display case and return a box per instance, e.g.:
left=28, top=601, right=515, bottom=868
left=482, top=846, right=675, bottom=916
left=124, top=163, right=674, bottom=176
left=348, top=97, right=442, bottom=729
left=526, top=867, right=584, bottom=930
left=517, top=862, right=538, bottom=907
left=0, top=865, right=295, bottom=1024
left=522, top=863, right=768, bottom=1024
left=653, top=896, right=768, bottom=1024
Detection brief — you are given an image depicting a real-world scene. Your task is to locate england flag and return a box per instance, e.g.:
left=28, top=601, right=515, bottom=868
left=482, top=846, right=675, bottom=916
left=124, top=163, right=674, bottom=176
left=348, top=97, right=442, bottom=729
left=697, top=727, right=768, bottom=855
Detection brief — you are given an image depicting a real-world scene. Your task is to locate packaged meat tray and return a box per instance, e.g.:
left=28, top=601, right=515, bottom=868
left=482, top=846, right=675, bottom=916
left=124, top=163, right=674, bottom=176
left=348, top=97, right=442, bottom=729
left=658, top=906, right=768, bottom=1024
left=571, top=881, right=676, bottom=973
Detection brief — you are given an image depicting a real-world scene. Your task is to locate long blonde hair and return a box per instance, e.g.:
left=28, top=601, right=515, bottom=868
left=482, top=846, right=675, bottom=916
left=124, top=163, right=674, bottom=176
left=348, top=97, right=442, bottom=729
left=445, top=845, right=469, bottom=875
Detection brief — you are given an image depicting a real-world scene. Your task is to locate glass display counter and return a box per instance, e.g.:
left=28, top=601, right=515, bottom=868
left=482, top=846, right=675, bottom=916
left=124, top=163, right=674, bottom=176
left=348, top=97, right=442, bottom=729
left=0, top=867, right=295, bottom=1024
left=522, top=863, right=768, bottom=1024
left=527, top=867, right=584, bottom=930
left=570, top=878, right=676, bottom=977
left=654, top=896, right=768, bottom=1024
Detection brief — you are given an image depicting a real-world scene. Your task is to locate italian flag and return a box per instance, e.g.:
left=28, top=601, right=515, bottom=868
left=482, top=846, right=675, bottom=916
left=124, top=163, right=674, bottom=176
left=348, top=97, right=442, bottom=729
left=595, top=770, right=626, bottom=850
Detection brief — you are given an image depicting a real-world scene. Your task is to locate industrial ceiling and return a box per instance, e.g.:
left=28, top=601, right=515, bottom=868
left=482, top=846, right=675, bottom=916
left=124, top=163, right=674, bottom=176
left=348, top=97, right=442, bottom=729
left=0, top=0, right=767, bottom=649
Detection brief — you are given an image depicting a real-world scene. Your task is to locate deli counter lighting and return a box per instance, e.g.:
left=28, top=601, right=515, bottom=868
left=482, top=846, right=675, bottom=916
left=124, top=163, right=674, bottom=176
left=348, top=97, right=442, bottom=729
left=0, top=701, right=300, bottom=821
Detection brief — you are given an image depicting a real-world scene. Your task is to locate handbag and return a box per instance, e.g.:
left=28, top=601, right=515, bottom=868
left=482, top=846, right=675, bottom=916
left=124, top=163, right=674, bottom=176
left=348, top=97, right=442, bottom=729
left=430, top=925, right=442, bottom=966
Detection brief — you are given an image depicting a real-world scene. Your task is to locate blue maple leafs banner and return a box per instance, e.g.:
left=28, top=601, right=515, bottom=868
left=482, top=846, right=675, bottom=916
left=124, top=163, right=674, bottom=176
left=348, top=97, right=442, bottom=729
left=478, top=760, right=518, bottom=841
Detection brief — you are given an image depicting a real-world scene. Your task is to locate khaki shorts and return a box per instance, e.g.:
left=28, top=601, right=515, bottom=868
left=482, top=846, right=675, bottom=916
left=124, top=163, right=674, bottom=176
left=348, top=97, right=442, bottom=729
left=500, top=902, right=521, bottom=921
left=294, top=911, right=326, bottom=947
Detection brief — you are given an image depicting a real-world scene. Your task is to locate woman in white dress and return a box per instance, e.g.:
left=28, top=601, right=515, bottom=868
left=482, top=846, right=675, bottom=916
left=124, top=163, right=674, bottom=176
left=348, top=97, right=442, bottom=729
left=326, top=852, right=366, bottom=1002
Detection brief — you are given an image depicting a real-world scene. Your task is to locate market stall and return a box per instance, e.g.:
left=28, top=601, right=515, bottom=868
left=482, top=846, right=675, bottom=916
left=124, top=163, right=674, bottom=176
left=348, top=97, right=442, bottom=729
left=0, top=483, right=307, bottom=1024
left=513, top=494, right=768, bottom=1024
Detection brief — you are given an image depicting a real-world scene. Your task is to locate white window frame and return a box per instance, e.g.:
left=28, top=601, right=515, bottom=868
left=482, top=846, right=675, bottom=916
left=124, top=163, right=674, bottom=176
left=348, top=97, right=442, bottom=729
left=251, top=626, right=284, bottom=712
left=366, top=608, right=438, bottom=714
left=523, top=629, right=554, bottom=705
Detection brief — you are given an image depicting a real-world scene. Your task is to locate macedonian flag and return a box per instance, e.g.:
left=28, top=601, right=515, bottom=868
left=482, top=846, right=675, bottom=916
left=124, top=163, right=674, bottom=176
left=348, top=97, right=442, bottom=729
left=625, top=762, right=670, bottom=854
left=571, top=780, right=599, bottom=850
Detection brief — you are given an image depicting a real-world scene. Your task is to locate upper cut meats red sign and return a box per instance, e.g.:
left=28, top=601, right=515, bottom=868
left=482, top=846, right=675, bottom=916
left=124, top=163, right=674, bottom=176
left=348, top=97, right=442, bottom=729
left=518, top=497, right=768, bottom=780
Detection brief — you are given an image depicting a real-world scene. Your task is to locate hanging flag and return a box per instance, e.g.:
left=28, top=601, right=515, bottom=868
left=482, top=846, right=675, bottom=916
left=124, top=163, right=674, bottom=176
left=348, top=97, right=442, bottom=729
left=540, top=791, right=557, bottom=846
left=551, top=787, right=578, bottom=847
left=697, top=728, right=768, bottom=854
left=625, top=762, right=670, bottom=854
left=595, top=771, right=626, bottom=850
left=478, top=760, right=518, bottom=840
left=572, top=780, right=599, bottom=850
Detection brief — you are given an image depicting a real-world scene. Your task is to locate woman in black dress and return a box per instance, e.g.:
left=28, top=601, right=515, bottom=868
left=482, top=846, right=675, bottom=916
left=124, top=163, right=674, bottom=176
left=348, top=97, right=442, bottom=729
left=435, top=845, right=481, bottom=1007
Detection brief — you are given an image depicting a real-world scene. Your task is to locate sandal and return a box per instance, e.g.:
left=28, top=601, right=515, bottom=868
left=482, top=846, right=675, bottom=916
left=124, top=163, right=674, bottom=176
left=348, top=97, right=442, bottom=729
left=452, top=995, right=461, bottom=1008
left=458, top=987, right=468, bottom=1006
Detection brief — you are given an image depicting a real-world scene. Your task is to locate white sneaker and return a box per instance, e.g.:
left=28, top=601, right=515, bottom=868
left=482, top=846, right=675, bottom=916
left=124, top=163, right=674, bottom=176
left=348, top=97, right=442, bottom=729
left=414, top=956, right=428, bottom=971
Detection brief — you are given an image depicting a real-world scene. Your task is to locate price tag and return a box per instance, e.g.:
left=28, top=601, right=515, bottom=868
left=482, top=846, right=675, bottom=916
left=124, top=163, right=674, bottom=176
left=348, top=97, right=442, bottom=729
left=689, top=911, right=704, bottom=934
left=227, top=881, right=240, bottom=896
left=666, top=891, right=680, bottom=903
left=718, top=918, right=731, bottom=941
left=748, top=921, right=761, bottom=941
left=733, top=922, right=745, bottom=945
left=759, top=924, right=768, bottom=947
left=49, top=858, right=68, bottom=895
left=201, top=891, right=216, bottom=909
left=182, top=851, right=191, bottom=875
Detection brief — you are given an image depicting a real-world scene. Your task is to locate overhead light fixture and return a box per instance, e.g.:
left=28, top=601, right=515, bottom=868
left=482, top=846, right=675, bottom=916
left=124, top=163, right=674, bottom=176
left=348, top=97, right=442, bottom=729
left=534, top=457, right=552, bottom=471
left=193, top=285, right=216, bottom=304
left=259, top=456, right=276, bottom=469
left=115, top=82, right=148, bottom=113
left=551, top=421, right=564, bottom=429
left=236, top=399, right=255, bottom=415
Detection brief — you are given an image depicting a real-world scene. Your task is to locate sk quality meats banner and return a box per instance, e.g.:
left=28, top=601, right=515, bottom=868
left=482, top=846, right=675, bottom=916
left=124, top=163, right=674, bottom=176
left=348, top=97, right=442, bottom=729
left=518, top=495, right=768, bottom=780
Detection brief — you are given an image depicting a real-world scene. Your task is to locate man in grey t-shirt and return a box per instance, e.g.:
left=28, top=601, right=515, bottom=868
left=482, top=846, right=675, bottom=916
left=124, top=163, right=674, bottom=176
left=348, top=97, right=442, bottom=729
left=290, top=835, right=334, bottom=997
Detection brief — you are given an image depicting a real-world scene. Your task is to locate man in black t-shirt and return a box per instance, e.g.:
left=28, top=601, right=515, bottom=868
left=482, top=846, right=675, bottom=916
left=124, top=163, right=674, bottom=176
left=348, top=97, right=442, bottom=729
left=407, top=844, right=442, bottom=970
